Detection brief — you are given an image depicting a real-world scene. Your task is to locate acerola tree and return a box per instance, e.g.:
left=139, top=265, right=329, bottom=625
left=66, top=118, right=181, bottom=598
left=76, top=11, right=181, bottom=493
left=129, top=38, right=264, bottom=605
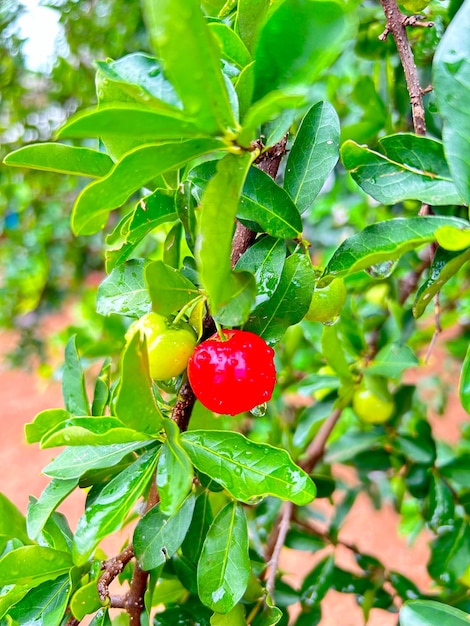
left=2, top=0, right=470, bottom=625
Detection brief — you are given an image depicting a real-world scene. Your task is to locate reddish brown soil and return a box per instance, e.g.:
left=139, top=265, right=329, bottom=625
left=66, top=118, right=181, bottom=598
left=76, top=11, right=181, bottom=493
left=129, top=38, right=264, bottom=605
left=1, top=314, right=466, bottom=625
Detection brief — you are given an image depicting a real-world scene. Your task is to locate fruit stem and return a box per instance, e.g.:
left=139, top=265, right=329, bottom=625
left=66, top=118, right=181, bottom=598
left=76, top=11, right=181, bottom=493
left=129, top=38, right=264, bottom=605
left=171, top=295, right=204, bottom=326
left=214, top=320, right=229, bottom=341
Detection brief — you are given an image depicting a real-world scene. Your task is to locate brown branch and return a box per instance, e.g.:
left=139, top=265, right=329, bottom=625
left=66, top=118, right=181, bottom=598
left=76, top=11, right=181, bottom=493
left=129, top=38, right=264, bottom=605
left=265, top=500, right=293, bottom=600
left=171, top=377, right=197, bottom=431
left=98, top=545, right=135, bottom=602
left=301, top=408, right=343, bottom=474
left=378, top=0, right=430, bottom=136
left=126, top=564, right=149, bottom=625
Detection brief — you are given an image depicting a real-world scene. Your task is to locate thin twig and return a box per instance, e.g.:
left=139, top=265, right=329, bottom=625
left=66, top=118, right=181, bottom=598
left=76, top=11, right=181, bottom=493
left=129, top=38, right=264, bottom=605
left=98, top=545, right=135, bottom=602
left=301, top=408, right=343, bottom=474
left=378, top=0, right=429, bottom=135
left=265, top=500, right=293, bottom=600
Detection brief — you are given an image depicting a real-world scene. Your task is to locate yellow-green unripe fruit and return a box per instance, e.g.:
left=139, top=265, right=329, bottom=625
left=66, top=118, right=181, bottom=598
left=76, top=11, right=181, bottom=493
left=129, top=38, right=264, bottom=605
left=127, top=312, right=197, bottom=380
left=353, top=387, right=395, bottom=424
left=304, top=278, right=347, bottom=324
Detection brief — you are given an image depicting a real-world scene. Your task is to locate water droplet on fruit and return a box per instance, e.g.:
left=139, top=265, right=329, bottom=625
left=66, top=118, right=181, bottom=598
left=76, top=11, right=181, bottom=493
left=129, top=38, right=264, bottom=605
left=365, top=259, right=398, bottom=279
left=250, top=402, right=267, bottom=417
left=196, top=350, right=210, bottom=363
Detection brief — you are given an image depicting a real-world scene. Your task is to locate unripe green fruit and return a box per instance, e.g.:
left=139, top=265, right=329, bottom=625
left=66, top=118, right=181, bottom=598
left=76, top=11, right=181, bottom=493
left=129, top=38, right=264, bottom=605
left=127, top=312, right=197, bottom=380
left=399, top=0, right=430, bottom=12
left=353, top=387, right=395, bottom=424
left=304, top=279, right=347, bottom=324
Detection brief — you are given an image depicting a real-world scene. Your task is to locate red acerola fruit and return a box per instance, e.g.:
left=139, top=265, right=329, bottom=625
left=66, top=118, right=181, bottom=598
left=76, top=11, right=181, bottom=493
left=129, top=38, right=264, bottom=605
left=187, top=330, right=276, bottom=415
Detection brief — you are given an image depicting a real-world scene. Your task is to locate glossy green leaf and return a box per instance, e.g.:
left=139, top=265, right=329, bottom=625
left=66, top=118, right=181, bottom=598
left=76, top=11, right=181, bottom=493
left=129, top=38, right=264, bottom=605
left=72, top=138, right=224, bottom=235
left=9, top=573, right=71, bottom=625
left=459, top=344, right=470, bottom=414
left=436, top=225, right=470, bottom=251
left=428, top=518, right=470, bottom=585
left=209, top=23, right=252, bottom=69
left=63, top=335, right=90, bottom=416
left=0, top=493, right=29, bottom=544
left=43, top=442, right=150, bottom=480
left=211, top=604, right=246, bottom=626
left=253, top=0, right=353, bottom=101
left=96, top=259, right=151, bottom=318
left=157, top=419, right=194, bottom=516
left=284, top=101, right=340, bottom=213
left=70, top=580, right=103, bottom=620
left=58, top=105, right=206, bottom=141
left=73, top=448, right=158, bottom=564
left=433, top=1, right=470, bottom=206
left=142, top=0, right=236, bottom=133
left=236, top=0, right=269, bottom=52
left=105, top=190, right=177, bottom=271
left=320, top=217, right=470, bottom=285
left=0, top=585, right=30, bottom=620
left=198, top=502, right=250, bottom=613
left=400, top=600, right=470, bottom=626
left=181, top=430, right=316, bottom=505
left=0, top=546, right=73, bottom=587
left=244, top=251, right=314, bottom=344
left=366, top=344, right=419, bottom=380
left=414, top=247, right=470, bottom=318
left=197, top=152, right=257, bottom=325
left=114, top=332, right=163, bottom=433
left=238, top=166, right=302, bottom=238
left=133, top=493, right=196, bottom=570
left=235, top=236, right=286, bottom=305
left=321, top=325, right=353, bottom=383
left=428, top=475, right=455, bottom=533
left=341, top=135, right=464, bottom=206
left=25, top=408, right=71, bottom=444
left=181, top=491, right=213, bottom=563
left=40, top=417, right=151, bottom=448
left=89, top=608, right=112, bottom=626
left=3, top=143, right=114, bottom=177
left=91, top=360, right=111, bottom=417
left=145, top=260, right=199, bottom=317
left=27, top=478, right=79, bottom=540
left=39, top=509, right=73, bottom=554
left=252, top=598, right=283, bottom=626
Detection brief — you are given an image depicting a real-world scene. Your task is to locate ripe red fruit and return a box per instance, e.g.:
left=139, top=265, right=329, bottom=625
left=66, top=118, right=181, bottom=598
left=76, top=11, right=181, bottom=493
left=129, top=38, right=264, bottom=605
left=187, top=330, right=276, bottom=415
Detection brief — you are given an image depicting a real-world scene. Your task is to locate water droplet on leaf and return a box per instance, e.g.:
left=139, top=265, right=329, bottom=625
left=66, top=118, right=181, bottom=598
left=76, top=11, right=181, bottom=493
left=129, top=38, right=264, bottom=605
left=366, top=259, right=398, bottom=279
left=250, top=402, right=267, bottom=417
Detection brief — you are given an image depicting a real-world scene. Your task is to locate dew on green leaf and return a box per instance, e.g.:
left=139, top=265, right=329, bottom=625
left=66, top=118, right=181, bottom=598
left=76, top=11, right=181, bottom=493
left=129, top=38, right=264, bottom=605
left=365, top=259, right=398, bottom=279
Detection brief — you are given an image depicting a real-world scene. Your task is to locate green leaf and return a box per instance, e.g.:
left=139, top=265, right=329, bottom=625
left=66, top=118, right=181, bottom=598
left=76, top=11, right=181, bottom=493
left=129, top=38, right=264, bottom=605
left=40, top=417, right=151, bottom=448
left=142, top=0, right=236, bottom=134
left=43, top=442, right=149, bottom=480
left=9, top=573, right=71, bottom=625
left=58, top=105, right=207, bottom=141
left=300, top=555, right=335, bottom=607
left=400, top=600, right=470, bottom=626
left=238, top=166, right=302, bottom=238
left=244, top=251, right=314, bottom=344
left=198, top=502, right=250, bottom=614
left=96, top=259, right=151, bottom=318
left=321, top=326, right=353, bottom=383
left=26, top=478, right=79, bottom=540
left=197, top=152, right=257, bottom=325
left=92, top=360, right=111, bottom=417
left=341, top=135, right=464, bottom=206
left=70, top=580, right=103, bottom=620
left=181, top=430, right=316, bottom=505
left=105, top=190, right=177, bottom=271
left=0, top=493, right=29, bottom=544
left=284, top=101, right=340, bottom=213
left=320, top=217, right=470, bottom=285
left=366, top=344, right=419, bottom=380
left=253, top=0, right=354, bottom=101
left=73, top=448, right=158, bottom=564
left=433, top=1, right=470, bottom=206
left=157, top=419, right=194, bottom=516
left=89, top=608, right=112, bottom=626
left=3, top=143, right=114, bottom=177
left=63, top=335, right=90, bottom=416
left=145, top=260, right=199, bottom=317
left=114, top=332, right=163, bottom=433
left=428, top=475, right=455, bottom=533
left=25, top=408, right=71, bottom=444
left=211, top=604, right=247, bottom=626
left=133, top=493, right=196, bottom=570
left=414, top=247, right=470, bottom=318
left=0, top=546, right=73, bottom=587
left=72, top=138, right=224, bottom=235
left=460, top=344, right=470, bottom=414
left=428, top=518, right=470, bottom=585
left=235, top=236, right=287, bottom=306
left=0, top=585, right=30, bottom=620
left=209, top=23, right=252, bottom=69
left=181, top=491, right=213, bottom=563
left=236, top=0, right=270, bottom=52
